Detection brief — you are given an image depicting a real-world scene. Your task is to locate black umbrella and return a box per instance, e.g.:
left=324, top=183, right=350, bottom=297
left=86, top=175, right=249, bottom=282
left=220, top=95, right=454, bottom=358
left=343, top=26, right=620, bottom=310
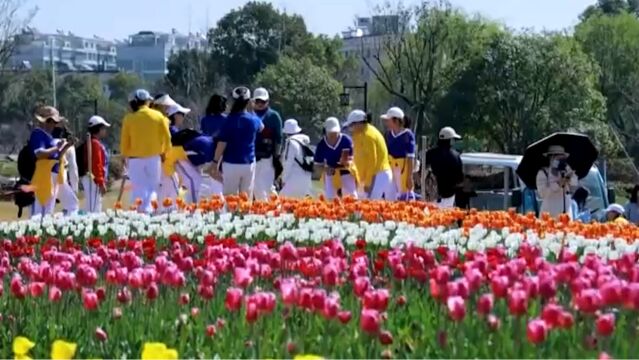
left=516, top=132, right=599, bottom=190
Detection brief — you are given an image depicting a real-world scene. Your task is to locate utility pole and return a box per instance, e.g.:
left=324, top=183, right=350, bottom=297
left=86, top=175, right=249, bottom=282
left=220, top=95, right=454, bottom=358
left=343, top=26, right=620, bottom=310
left=50, top=37, right=57, bottom=107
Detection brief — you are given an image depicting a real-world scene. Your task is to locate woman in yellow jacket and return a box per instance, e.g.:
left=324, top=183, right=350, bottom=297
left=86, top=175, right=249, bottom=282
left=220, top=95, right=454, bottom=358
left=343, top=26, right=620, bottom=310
left=344, top=110, right=393, bottom=200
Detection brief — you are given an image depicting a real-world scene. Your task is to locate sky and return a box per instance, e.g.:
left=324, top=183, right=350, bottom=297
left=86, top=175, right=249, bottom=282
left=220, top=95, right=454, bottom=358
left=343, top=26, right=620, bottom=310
left=24, top=0, right=596, bottom=40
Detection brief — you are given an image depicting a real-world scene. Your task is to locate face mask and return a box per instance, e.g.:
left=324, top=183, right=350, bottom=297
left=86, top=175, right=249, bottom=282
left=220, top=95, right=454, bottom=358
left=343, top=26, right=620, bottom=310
left=551, top=159, right=560, bottom=168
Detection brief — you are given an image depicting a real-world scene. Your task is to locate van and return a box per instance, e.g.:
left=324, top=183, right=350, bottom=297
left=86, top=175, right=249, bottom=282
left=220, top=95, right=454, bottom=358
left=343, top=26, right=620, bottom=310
left=460, top=152, right=613, bottom=219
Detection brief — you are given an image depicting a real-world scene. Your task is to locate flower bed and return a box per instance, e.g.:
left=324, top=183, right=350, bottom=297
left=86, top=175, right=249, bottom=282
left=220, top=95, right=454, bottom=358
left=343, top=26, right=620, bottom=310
left=0, top=198, right=638, bottom=358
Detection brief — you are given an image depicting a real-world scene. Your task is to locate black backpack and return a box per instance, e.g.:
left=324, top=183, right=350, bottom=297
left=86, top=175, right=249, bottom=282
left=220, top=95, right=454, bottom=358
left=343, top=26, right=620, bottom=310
left=291, top=139, right=315, bottom=172
left=171, top=129, right=201, bottom=146
left=14, top=144, right=36, bottom=217
left=76, top=141, right=88, bottom=177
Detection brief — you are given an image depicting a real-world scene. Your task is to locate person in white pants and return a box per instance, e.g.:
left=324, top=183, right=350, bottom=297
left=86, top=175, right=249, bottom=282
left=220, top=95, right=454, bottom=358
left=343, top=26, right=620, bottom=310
left=29, top=106, right=73, bottom=218
left=279, top=119, right=312, bottom=198
left=81, top=116, right=110, bottom=213
left=344, top=110, right=393, bottom=200
left=210, top=87, right=264, bottom=198
left=52, top=126, right=80, bottom=215
left=120, top=89, right=171, bottom=213
left=252, top=87, right=283, bottom=200
left=313, top=117, right=358, bottom=199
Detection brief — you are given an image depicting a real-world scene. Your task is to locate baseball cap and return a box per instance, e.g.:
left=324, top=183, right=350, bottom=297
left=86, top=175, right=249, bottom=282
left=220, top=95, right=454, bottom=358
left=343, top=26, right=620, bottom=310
left=154, top=94, right=177, bottom=107
left=324, top=117, right=341, bottom=133
left=344, top=110, right=367, bottom=127
left=253, top=87, right=269, bottom=101
left=34, top=106, right=64, bottom=123
left=128, top=89, right=153, bottom=102
left=88, top=115, right=110, bottom=128
left=167, top=103, right=191, bottom=117
left=381, top=107, right=404, bottom=120
left=439, top=127, right=462, bottom=140
left=232, top=86, right=251, bottom=101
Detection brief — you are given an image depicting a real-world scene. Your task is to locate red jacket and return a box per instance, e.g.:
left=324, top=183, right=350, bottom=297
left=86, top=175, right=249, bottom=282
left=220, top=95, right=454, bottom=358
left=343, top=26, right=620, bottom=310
left=86, top=137, right=106, bottom=187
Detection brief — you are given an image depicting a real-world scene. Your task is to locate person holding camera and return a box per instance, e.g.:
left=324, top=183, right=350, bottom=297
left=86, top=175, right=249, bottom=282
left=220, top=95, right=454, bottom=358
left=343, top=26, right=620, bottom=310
left=536, top=145, right=578, bottom=219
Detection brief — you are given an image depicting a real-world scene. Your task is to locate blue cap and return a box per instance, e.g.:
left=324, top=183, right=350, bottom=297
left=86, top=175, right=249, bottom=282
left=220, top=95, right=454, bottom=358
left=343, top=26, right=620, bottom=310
left=128, top=89, right=153, bottom=102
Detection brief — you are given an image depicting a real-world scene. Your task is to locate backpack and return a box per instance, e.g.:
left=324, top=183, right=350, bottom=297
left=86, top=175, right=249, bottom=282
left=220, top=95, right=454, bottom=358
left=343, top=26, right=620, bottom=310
left=172, top=128, right=201, bottom=146
left=76, top=141, right=88, bottom=177
left=291, top=139, right=315, bottom=173
left=14, top=144, right=36, bottom=217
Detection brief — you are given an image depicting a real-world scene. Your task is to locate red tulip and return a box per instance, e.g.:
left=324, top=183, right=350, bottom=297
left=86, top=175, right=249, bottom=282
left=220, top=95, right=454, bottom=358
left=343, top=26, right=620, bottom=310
left=487, top=314, right=501, bottom=331
left=206, top=324, right=216, bottom=337
left=117, top=287, right=132, bottom=304
left=575, top=288, right=602, bottom=314
left=233, top=267, right=253, bottom=288
left=287, top=341, right=297, bottom=354
left=538, top=274, right=557, bottom=299
left=526, top=318, right=548, bottom=344
left=360, top=308, right=381, bottom=334
left=363, top=289, right=390, bottom=311
left=600, top=280, right=622, bottom=306
left=82, top=290, right=99, bottom=311
left=464, top=268, right=483, bottom=291
left=245, top=302, right=258, bottom=323
left=433, top=266, right=450, bottom=284
left=28, top=282, right=45, bottom=298
left=146, top=282, right=159, bottom=300
left=354, top=277, right=370, bottom=297
left=507, top=289, right=528, bottom=316
left=77, top=264, right=98, bottom=287
left=557, top=311, right=574, bottom=329
left=446, top=296, right=466, bottom=321
left=491, top=276, right=509, bottom=298
left=311, top=289, right=327, bottom=311
left=322, top=296, right=340, bottom=319
left=595, top=313, right=615, bottom=337
left=396, top=294, right=407, bottom=307
left=198, top=285, right=214, bottom=300
left=477, top=293, right=494, bottom=315
left=179, top=292, right=190, bottom=305
left=95, top=327, right=108, bottom=342
left=322, top=263, right=339, bottom=286
left=355, top=238, right=367, bottom=250
left=337, top=310, right=352, bottom=324
left=379, top=330, right=393, bottom=345
left=541, top=303, right=563, bottom=328
left=96, top=287, right=106, bottom=302
left=225, top=287, right=243, bottom=311
left=10, top=275, right=26, bottom=299
left=48, top=286, right=62, bottom=302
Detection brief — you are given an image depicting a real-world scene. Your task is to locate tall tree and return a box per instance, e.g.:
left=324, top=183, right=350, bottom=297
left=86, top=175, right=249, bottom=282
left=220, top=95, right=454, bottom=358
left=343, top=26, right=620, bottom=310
left=106, top=72, right=143, bottom=102
left=255, top=56, right=342, bottom=139
left=0, top=0, right=37, bottom=68
left=436, top=32, right=608, bottom=154
left=362, top=0, right=499, bottom=136
left=56, top=74, right=104, bottom=135
left=581, top=0, right=639, bottom=19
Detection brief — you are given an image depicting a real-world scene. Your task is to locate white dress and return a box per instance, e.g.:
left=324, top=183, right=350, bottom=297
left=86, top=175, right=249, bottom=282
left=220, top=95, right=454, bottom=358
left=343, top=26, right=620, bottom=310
left=536, top=166, right=578, bottom=219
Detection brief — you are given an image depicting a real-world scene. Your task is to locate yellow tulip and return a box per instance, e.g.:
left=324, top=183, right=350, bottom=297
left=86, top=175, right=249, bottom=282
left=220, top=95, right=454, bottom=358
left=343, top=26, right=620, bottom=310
left=12, top=336, right=35, bottom=357
left=51, top=340, right=77, bottom=360
left=141, top=342, right=179, bottom=360
left=14, top=355, right=32, bottom=360
left=294, top=355, right=324, bottom=360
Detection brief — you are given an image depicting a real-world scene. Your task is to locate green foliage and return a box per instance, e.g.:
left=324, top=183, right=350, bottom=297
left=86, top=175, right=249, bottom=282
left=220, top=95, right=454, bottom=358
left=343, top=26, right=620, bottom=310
left=437, top=32, right=607, bottom=154
left=255, top=56, right=342, bottom=139
left=107, top=72, right=143, bottom=102
left=581, top=0, right=639, bottom=20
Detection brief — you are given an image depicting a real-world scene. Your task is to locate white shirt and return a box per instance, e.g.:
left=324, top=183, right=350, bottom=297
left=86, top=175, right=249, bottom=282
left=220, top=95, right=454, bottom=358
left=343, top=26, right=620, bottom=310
left=281, top=134, right=311, bottom=184
left=536, top=166, right=578, bottom=219
left=52, top=139, right=79, bottom=192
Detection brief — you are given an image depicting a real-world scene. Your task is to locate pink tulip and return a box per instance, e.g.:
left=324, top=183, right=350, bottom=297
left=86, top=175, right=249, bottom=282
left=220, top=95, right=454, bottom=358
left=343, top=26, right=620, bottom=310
left=206, top=324, right=216, bottom=337
left=117, top=287, right=132, bottom=304
left=600, top=280, right=622, bottom=306
left=433, top=265, right=450, bottom=284
left=225, top=287, right=243, bottom=311
left=446, top=296, right=466, bottom=321
left=595, top=313, right=615, bottom=337
left=198, top=285, right=214, bottom=300
left=464, top=268, right=483, bottom=291
left=491, top=276, right=509, bottom=298
left=28, top=282, right=45, bottom=298
left=95, top=327, right=108, bottom=342
left=557, top=311, right=574, bottom=329
left=526, top=318, right=548, bottom=344
left=487, top=314, right=501, bottom=331
left=507, top=289, right=528, bottom=316
left=575, top=288, right=602, bottom=314
left=354, top=277, right=371, bottom=297
left=82, top=290, right=99, bottom=311
left=48, top=286, right=62, bottom=302
left=280, top=279, right=298, bottom=306
left=337, top=310, right=352, bottom=324
left=179, top=292, right=190, bottom=305
left=477, top=293, right=494, bottom=315
left=541, top=303, right=563, bottom=328
left=311, top=289, right=327, bottom=311
left=146, top=282, right=159, bottom=300
left=245, top=302, right=258, bottom=323
left=538, top=274, right=557, bottom=299
left=360, top=308, right=381, bottom=334
left=77, top=264, right=98, bottom=287
left=322, top=263, right=339, bottom=286
left=322, top=296, right=340, bottom=319
left=233, top=267, right=253, bottom=288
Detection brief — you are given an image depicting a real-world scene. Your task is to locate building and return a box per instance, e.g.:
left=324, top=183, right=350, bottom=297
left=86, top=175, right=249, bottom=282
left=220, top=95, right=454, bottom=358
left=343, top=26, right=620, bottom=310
left=340, top=16, right=399, bottom=82
left=11, top=28, right=117, bottom=72
left=116, top=29, right=207, bottom=81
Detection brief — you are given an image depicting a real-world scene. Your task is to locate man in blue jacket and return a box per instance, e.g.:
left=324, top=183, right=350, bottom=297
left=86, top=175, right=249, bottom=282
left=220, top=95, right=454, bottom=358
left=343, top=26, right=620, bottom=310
left=252, top=87, right=283, bottom=200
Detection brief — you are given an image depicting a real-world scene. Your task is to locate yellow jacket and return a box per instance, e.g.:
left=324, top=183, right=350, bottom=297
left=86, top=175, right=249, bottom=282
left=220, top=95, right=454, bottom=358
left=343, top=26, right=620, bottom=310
left=162, top=146, right=188, bottom=176
left=352, top=124, right=391, bottom=187
left=33, top=158, right=65, bottom=205
left=120, top=106, right=171, bottom=158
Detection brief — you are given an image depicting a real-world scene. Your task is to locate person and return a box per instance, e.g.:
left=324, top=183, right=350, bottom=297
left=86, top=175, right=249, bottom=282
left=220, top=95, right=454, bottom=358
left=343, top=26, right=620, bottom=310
left=344, top=109, right=392, bottom=199
left=313, top=117, right=359, bottom=199
left=158, top=103, right=191, bottom=205
left=625, top=185, right=639, bottom=225
left=82, top=116, right=110, bottom=213
left=279, top=119, right=312, bottom=198
left=183, top=134, right=224, bottom=200
left=210, top=87, right=264, bottom=197
left=29, top=106, right=74, bottom=217
left=382, top=107, right=416, bottom=200
left=152, top=93, right=178, bottom=115
left=425, top=127, right=464, bottom=208
left=536, top=145, right=579, bottom=219
left=252, top=87, right=283, bottom=200
left=51, top=124, right=79, bottom=215
left=571, top=187, right=591, bottom=223
left=120, top=89, right=171, bottom=213
left=605, top=203, right=630, bottom=224
left=201, top=94, right=227, bottom=137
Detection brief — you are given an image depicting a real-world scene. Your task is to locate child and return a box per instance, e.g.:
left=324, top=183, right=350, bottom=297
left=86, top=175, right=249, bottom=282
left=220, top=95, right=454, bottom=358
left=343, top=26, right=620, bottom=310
left=82, top=116, right=110, bottom=213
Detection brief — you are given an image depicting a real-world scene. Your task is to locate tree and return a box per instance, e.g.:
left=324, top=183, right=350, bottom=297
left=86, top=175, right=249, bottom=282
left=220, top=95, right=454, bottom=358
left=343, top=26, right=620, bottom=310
left=0, top=0, right=37, bottom=68
left=581, top=0, right=639, bottom=20
left=106, top=72, right=143, bottom=102
left=255, top=56, right=342, bottom=139
left=576, top=13, right=639, bottom=159
left=436, top=32, right=608, bottom=154
left=56, top=74, right=104, bottom=135
left=209, top=1, right=308, bottom=85
left=363, top=0, right=500, bottom=136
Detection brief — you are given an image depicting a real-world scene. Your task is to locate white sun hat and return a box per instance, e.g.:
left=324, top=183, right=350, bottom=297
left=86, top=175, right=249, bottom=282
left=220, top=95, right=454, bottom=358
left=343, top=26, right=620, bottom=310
left=167, top=103, right=191, bottom=117
left=154, top=94, right=177, bottom=107
left=324, top=117, right=341, bottom=133
left=283, top=119, right=302, bottom=135
left=344, top=109, right=366, bottom=127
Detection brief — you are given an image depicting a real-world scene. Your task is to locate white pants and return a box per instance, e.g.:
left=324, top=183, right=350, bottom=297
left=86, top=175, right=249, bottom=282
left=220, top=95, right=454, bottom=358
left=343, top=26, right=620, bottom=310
left=280, top=171, right=312, bottom=198
left=368, top=170, right=393, bottom=200
left=222, top=162, right=256, bottom=198
left=199, top=175, right=224, bottom=200
left=385, top=167, right=404, bottom=201
left=175, top=160, right=201, bottom=204
left=254, top=157, right=275, bottom=200
left=58, top=181, right=79, bottom=215
left=325, top=174, right=358, bottom=200
left=158, top=173, right=180, bottom=204
left=81, top=176, right=102, bottom=213
left=31, top=173, right=58, bottom=218
left=128, top=156, right=162, bottom=213
left=437, top=195, right=456, bottom=209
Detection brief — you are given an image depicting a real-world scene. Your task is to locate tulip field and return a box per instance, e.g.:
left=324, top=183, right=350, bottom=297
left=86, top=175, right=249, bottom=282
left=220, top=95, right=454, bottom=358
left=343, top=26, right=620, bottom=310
left=1, top=196, right=639, bottom=359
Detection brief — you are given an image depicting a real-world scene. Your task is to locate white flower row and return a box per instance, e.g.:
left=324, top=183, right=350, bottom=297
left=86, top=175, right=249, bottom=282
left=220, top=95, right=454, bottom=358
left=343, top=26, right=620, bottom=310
left=0, top=210, right=637, bottom=262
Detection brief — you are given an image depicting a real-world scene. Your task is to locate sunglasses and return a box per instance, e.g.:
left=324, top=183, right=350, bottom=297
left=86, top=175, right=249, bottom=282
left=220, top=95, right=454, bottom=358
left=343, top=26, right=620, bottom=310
left=254, top=100, right=267, bottom=105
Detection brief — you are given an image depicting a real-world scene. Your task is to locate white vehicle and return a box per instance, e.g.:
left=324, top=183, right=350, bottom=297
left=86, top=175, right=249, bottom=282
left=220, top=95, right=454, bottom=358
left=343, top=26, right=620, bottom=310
left=460, top=152, right=613, bottom=218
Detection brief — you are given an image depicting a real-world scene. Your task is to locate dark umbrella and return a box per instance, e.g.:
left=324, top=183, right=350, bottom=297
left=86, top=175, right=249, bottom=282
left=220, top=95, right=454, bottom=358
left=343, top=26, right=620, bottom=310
left=516, top=132, right=599, bottom=190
